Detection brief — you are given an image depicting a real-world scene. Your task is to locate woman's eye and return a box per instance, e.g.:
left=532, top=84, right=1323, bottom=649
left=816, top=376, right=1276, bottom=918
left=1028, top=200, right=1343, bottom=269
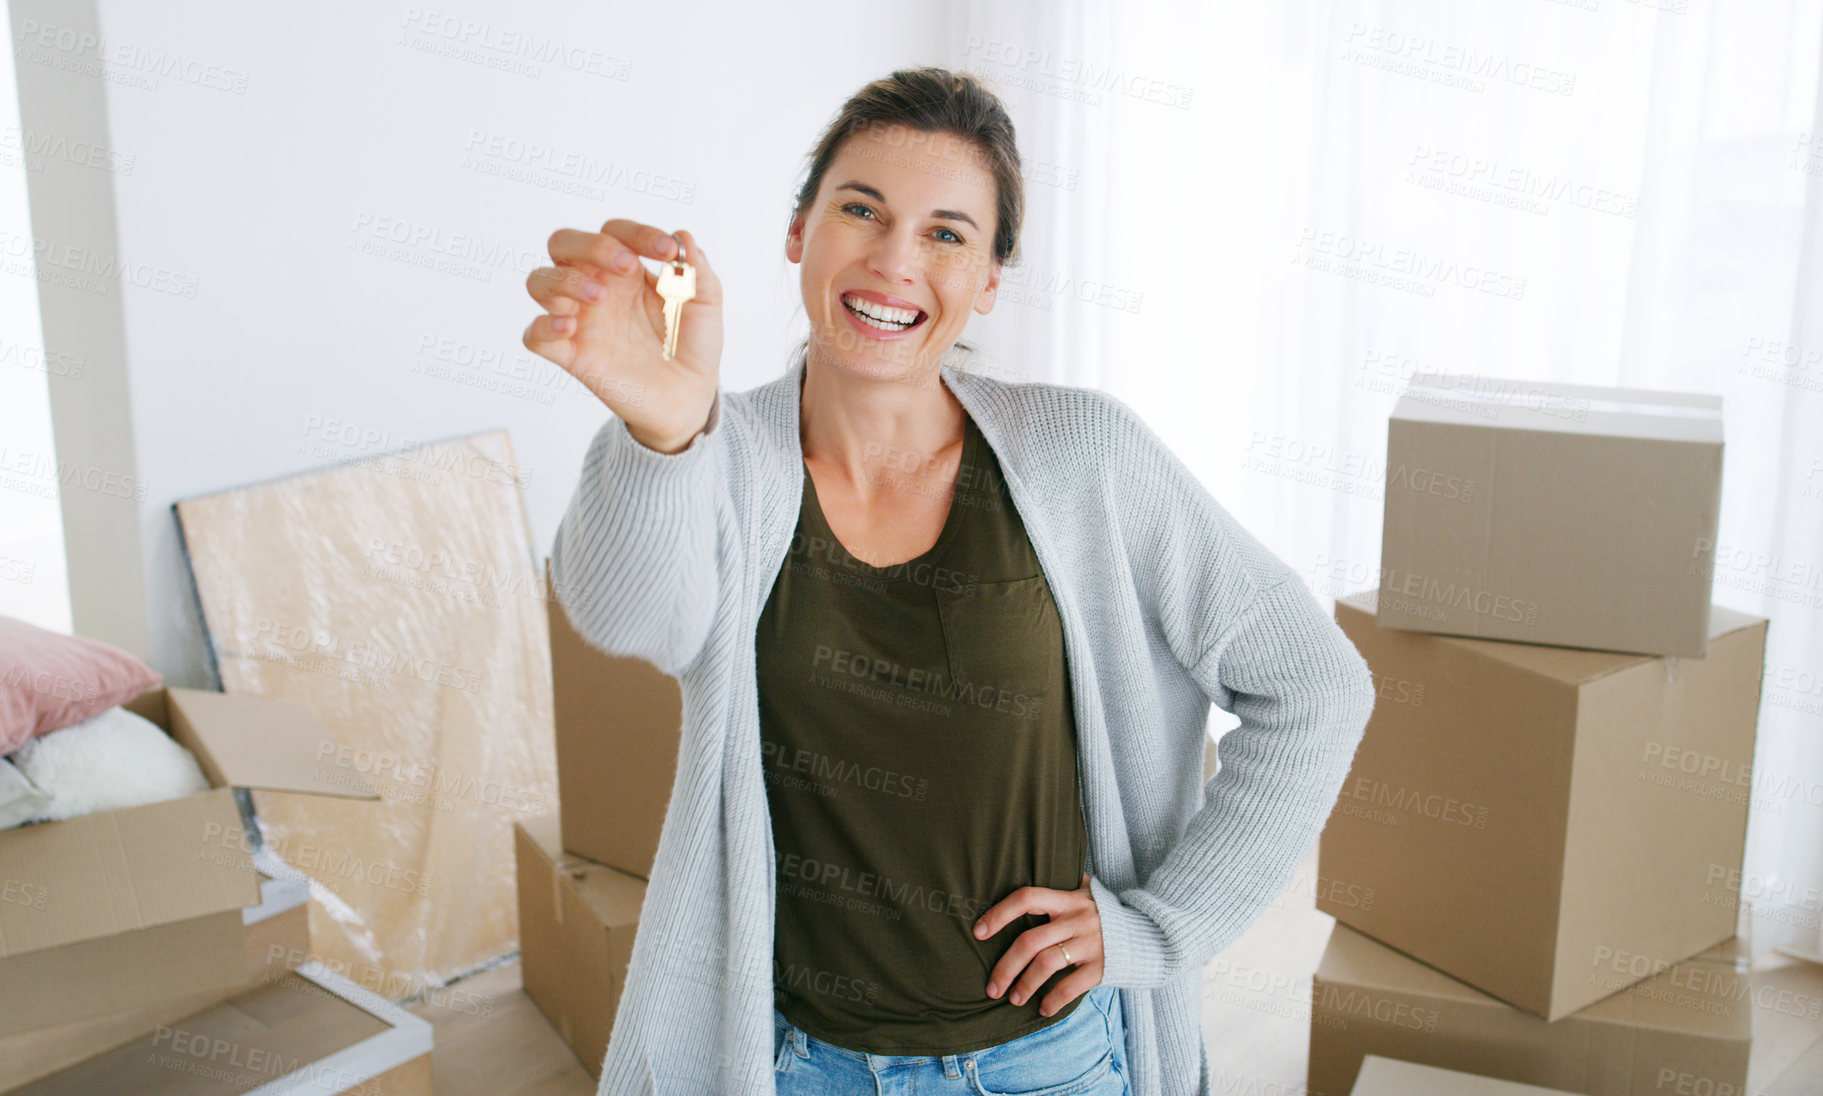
left=933, top=228, right=963, bottom=244
left=843, top=202, right=876, bottom=219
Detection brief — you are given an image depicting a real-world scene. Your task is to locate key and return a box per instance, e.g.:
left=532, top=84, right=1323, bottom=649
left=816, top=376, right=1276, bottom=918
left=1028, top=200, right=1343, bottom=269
left=656, top=236, right=697, bottom=361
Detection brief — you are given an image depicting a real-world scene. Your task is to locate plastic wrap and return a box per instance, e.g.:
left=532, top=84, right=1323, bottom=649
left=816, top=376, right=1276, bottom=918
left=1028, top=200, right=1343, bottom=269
left=174, top=430, right=557, bottom=995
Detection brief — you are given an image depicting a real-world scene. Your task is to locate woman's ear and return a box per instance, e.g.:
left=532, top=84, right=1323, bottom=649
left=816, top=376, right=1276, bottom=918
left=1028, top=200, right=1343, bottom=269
left=785, top=215, right=805, bottom=264
left=975, top=259, right=1002, bottom=316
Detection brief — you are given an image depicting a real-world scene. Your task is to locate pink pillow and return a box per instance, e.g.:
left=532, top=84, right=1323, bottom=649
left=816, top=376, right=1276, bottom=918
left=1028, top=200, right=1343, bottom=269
left=0, top=617, right=163, bottom=753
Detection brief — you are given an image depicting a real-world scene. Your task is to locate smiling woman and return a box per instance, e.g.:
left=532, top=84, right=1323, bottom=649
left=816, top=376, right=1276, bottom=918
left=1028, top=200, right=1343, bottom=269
left=529, top=65, right=1376, bottom=1096
left=771, top=72, right=1140, bottom=1092
left=784, top=75, right=1022, bottom=365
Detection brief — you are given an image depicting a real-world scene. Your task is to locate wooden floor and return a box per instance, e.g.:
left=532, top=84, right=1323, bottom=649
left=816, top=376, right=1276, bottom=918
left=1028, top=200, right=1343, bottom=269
left=411, top=845, right=1823, bottom=1095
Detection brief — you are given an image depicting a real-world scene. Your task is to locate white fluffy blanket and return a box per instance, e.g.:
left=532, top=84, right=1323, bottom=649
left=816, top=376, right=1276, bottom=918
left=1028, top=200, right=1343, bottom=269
left=10, top=705, right=211, bottom=822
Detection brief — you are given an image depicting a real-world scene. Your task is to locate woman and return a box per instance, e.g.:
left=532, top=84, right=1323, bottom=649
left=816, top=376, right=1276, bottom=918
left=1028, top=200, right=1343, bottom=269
left=526, top=68, right=1375, bottom=1096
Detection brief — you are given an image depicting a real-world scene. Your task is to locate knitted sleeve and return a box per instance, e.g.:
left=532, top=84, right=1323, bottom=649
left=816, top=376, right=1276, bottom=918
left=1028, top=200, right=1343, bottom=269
left=549, top=389, right=730, bottom=679
left=1084, top=393, right=1377, bottom=988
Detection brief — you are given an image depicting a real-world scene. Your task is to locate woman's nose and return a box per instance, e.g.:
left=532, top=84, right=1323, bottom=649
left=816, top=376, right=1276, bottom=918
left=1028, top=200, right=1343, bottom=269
left=866, top=229, right=920, bottom=284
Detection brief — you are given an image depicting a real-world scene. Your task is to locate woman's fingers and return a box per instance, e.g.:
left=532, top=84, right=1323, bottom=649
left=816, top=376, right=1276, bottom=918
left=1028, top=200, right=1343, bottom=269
left=1037, top=966, right=1105, bottom=1018
left=521, top=312, right=575, bottom=363
left=525, top=265, right=605, bottom=314
left=523, top=218, right=721, bottom=427
left=546, top=227, right=639, bottom=277
left=545, top=219, right=675, bottom=281
left=534, top=221, right=683, bottom=318
left=671, top=228, right=720, bottom=303
left=598, top=218, right=683, bottom=263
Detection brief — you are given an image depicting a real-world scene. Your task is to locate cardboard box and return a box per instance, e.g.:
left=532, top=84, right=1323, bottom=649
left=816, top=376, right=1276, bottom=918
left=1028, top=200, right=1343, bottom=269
left=1309, top=924, right=1756, bottom=1096
left=1378, top=372, right=1723, bottom=657
left=546, top=557, right=680, bottom=878
left=515, top=814, right=645, bottom=1079
left=0, top=858, right=312, bottom=1090
left=1319, top=591, right=1767, bottom=1020
left=0, top=686, right=375, bottom=1035
left=11, top=963, right=434, bottom=1096
left=1351, top=1055, right=1578, bottom=1095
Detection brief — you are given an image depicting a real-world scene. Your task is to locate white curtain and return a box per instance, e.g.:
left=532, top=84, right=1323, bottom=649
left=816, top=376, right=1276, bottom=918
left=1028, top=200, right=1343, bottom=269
left=950, top=0, right=1823, bottom=954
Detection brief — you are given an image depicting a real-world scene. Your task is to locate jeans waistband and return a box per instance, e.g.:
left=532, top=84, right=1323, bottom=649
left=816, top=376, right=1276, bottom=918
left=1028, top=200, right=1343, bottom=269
left=773, top=983, right=1119, bottom=1065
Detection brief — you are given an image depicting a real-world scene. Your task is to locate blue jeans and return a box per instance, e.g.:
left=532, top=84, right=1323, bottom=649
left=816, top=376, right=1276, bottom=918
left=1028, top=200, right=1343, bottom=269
left=772, top=985, right=1130, bottom=1095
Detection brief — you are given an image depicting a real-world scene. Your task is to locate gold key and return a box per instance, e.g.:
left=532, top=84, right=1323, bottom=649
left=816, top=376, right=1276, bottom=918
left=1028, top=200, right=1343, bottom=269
left=656, top=236, right=696, bottom=361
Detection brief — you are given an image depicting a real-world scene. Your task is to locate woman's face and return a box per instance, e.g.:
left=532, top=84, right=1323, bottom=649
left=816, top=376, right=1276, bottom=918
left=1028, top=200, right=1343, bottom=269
left=787, top=123, right=1001, bottom=381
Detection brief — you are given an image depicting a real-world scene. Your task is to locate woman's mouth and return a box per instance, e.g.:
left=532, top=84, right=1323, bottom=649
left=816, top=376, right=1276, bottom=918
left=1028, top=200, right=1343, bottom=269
left=841, top=292, right=927, bottom=334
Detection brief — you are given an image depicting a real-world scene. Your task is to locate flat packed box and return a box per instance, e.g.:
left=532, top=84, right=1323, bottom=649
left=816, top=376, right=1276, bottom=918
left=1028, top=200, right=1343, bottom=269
left=0, top=860, right=311, bottom=1090
left=1351, top=1055, right=1578, bottom=1095
left=515, top=814, right=645, bottom=1079
left=12, top=964, right=434, bottom=1096
left=0, top=686, right=375, bottom=1035
left=1310, top=924, right=1753, bottom=1096
left=1379, top=372, right=1723, bottom=657
left=546, top=556, right=680, bottom=878
left=1319, top=591, right=1767, bottom=1020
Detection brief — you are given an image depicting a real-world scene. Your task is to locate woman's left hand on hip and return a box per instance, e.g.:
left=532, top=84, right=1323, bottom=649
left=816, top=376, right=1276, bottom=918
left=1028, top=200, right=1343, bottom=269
left=974, top=872, right=1105, bottom=1016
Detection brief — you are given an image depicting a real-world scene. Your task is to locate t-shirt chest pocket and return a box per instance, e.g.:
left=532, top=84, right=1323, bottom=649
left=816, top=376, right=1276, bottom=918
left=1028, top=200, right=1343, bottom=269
left=934, top=576, right=1056, bottom=719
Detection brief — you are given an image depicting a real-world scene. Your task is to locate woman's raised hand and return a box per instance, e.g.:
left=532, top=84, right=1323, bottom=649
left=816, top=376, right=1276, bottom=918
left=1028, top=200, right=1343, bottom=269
left=524, top=221, right=724, bottom=453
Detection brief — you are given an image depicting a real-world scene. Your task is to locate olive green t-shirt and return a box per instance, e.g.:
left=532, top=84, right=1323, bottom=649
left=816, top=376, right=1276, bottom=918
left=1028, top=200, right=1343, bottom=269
left=758, top=410, right=1091, bottom=1055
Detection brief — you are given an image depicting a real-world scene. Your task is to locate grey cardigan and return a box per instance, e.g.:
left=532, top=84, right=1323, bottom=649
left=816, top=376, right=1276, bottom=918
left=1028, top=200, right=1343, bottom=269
left=550, top=352, right=1377, bottom=1096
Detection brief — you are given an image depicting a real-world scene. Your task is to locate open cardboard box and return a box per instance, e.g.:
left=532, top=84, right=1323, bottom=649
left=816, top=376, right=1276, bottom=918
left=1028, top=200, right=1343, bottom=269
left=0, top=852, right=313, bottom=1090
left=0, top=686, right=375, bottom=1036
left=11, top=962, right=433, bottom=1096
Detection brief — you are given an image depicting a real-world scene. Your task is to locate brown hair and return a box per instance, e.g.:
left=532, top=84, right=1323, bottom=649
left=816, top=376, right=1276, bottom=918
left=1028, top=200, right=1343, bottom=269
left=788, top=66, right=1024, bottom=373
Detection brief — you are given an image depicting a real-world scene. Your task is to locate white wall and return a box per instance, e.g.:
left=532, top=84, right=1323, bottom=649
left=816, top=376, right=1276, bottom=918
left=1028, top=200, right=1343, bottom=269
left=0, top=0, right=69, bottom=633
left=19, top=1, right=946, bottom=682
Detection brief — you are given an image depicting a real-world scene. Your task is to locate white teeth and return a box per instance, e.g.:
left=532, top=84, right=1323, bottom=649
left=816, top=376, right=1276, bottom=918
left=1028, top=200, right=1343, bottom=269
left=848, top=305, right=907, bottom=331
left=842, top=294, right=920, bottom=326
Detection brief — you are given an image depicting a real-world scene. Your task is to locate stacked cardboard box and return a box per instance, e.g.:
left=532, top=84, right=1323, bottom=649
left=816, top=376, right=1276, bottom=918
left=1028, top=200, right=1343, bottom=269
left=1312, top=927, right=1755, bottom=1095
left=543, top=558, right=680, bottom=880
left=1349, top=1054, right=1583, bottom=1095
left=1375, top=372, right=1723, bottom=656
left=0, top=683, right=391, bottom=1091
left=515, top=814, right=644, bottom=1080
left=1310, top=374, right=1766, bottom=1094
left=514, top=558, right=674, bottom=1077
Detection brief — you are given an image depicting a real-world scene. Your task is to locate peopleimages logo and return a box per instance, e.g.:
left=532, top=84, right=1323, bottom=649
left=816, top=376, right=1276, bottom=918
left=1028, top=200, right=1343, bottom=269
left=0, top=878, right=48, bottom=911
left=760, top=740, right=929, bottom=802
left=1654, top=1070, right=1738, bottom=1096
left=311, top=739, right=547, bottom=814
left=1293, top=228, right=1528, bottom=301
left=961, top=36, right=1194, bottom=109
left=1405, top=145, right=1639, bottom=219
left=1367, top=670, right=1424, bottom=708
left=1379, top=568, right=1541, bottom=626
left=1312, top=984, right=1441, bottom=1032
left=1337, top=777, right=1491, bottom=829
left=777, top=853, right=990, bottom=923
left=1386, top=462, right=1477, bottom=502
left=774, top=961, right=882, bottom=1005
left=1340, top=23, right=1577, bottom=97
